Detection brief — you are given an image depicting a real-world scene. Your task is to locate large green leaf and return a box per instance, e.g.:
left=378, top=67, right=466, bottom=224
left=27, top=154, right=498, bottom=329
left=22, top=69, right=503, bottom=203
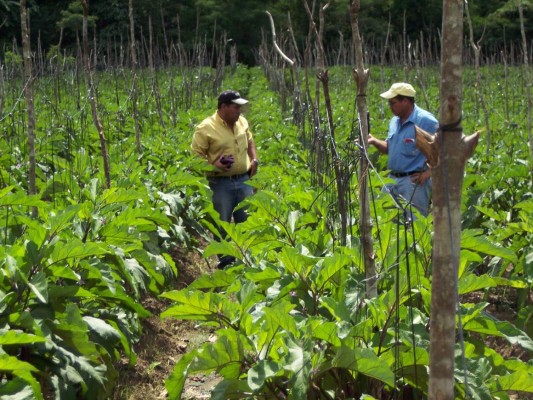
left=47, top=342, right=109, bottom=396
left=161, top=289, right=240, bottom=324
left=165, top=348, right=197, bottom=399
left=211, top=379, right=254, bottom=400
left=28, top=270, right=48, bottom=304
left=98, top=223, right=145, bottom=246
left=278, top=246, right=315, bottom=279
left=46, top=204, right=82, bottom=237
left=0, top=330, right=46, bottom=345
left=202, top=240, right=242, bottom=260
left=494, top=370, right=533, bottom=393
left=100, top=189, right=146, bottom=206
left=263, top=301, right=298, bottom=338
left=188, top=269, right=241, bottom=290
left=0, top=354, right=43, bottom=400
left=83, top=316, right=122, bottom=358
left=93, top=288, right=151, bottom=317
left=464, top=315, right=533, bottom=352
left=312, top=253, right=351, bottom=291
left=247, top=360, right=281, bottom=391
left=131, top=249, right=174, bottom=288
left=189, top=329, right=245, bottom=378
left=167, top=329, right=248, bottom=399
left=461, top=229, right=518, bottom=265
left=48, top=239, right=109, bottom=265
left=0, top=191, right=47, bottom=208
left=0, top=378, right=36, bottom=400
left=283, top=336, right=313, bottom=399
left=332, top=346, right=395, bottom=387
left=458, top=272, right=527, bottom=295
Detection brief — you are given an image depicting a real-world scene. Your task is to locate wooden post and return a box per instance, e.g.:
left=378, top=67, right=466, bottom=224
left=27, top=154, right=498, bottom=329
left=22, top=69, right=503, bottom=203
left=350, top=0, right=376, bottom=298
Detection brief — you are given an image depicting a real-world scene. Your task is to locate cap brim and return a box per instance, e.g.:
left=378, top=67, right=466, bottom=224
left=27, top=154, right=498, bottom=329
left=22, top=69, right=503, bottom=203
left=380, top=90, right=396, bottom=99
left=231, top=98, right=248, bottom=105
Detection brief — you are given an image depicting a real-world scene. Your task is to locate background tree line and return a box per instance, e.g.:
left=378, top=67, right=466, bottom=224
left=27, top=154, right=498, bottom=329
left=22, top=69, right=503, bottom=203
left=0, top=0, right=532, bottom=68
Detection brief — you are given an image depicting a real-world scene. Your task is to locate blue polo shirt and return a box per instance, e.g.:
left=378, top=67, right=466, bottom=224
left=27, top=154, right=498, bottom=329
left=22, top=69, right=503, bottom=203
left=386, top=104, right=438, bottom=173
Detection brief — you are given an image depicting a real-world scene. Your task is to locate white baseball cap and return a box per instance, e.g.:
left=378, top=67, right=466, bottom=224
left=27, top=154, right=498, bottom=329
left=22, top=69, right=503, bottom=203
left=380, top=82, right=416, bottom=99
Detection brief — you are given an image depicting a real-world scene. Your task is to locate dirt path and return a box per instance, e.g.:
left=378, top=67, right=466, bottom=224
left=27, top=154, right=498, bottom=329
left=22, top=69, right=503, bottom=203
left=112, top=245, right=220, bottom=400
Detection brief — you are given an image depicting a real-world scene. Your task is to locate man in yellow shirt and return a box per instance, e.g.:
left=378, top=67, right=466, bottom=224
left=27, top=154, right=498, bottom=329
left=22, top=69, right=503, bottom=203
left=192, top=90, right=259, bottom=269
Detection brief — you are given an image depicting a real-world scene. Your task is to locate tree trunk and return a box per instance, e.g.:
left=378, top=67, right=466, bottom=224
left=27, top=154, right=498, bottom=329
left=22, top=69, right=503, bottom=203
left=421, top=0, right=479, bottom=398
left=20, top=0, right=37, bottom=204
left=350, top=0, right=376, bottom=298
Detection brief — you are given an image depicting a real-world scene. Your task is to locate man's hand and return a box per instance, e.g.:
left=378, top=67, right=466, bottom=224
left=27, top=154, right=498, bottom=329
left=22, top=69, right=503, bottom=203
left=248, top=159, right=259, bottom=177
left=411, top=170, right=431, bottom=184
left=366, top=134, right=388, bottom=154
left=215, top=155, right=234, bottom=170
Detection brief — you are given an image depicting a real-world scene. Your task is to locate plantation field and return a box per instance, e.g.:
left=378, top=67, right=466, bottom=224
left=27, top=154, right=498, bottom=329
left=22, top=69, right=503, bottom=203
left=0, top=63, right=532, bottom=399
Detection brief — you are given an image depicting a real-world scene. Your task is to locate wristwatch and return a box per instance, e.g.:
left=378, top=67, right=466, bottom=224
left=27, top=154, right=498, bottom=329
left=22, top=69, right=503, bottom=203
left=252, top=159, right=260, bottom=166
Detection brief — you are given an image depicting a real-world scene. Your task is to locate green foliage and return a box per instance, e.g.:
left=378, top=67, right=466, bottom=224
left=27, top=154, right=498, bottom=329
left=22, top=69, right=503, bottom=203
left=2, top=51, right=21, bottom=66
left=158, top=67, right=533, bottom=399
left=2, top=0, right=532, bottom=67
left=0, top=175, right=185, bottom=397
left=0, top=68, right=220, bottom=396
left=1, top=62, right=532, bottom=398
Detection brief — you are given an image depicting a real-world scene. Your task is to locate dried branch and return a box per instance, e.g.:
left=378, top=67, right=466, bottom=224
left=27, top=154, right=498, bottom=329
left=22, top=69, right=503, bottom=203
left=265, top=11, right=294, bottom=66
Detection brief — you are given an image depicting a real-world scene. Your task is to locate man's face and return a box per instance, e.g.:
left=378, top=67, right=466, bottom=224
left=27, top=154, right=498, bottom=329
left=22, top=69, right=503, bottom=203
left=387, top=96, right=412, bottom=119
left=388, top=97, right=404, bottom=115
left=220, top=102, right=242, bottom=124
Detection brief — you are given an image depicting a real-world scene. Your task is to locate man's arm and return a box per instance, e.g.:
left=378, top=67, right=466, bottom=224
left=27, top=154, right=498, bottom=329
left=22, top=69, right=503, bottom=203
left=247, top=139, right=259, bottom=176
left=368, top=134, right=388, bottom=154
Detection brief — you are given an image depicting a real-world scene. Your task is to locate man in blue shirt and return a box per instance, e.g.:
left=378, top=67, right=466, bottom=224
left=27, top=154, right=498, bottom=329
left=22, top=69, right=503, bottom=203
left=368, top=82, right=438, bottom=218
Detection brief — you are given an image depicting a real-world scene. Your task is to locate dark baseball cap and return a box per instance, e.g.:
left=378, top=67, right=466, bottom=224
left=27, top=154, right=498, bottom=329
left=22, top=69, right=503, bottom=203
left=217, top=90, right=248, bottom=106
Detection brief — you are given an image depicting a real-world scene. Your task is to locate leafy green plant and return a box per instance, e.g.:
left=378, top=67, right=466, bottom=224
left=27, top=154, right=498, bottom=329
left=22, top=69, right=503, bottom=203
left=161, top=67, right=533, bottom=399
left=1, top=61, right=532, bottom=399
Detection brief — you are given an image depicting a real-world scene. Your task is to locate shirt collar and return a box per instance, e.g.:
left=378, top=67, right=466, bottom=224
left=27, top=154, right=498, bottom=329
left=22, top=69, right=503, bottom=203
left=404, top=104, right=421, bottom=125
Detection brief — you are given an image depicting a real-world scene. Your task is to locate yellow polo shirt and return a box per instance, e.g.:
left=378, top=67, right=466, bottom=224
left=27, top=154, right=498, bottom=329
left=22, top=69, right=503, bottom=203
left=191, top=112, right=253, bottom=177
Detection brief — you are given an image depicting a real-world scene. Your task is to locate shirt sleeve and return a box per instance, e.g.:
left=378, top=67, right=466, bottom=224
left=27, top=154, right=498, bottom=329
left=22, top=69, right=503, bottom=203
left=385, top=117, right=398, bottom=141
left=191, top=124, right=208, bottom=158
left=419, top=118, right=438, bottom=134
left=418, top=112, right=439, bottom=134
left=242, top=117, right=253, bottom=142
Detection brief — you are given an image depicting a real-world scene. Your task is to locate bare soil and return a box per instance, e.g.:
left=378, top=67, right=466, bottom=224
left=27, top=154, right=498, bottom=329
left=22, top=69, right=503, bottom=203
left=111, top=246, right=532, bottom=399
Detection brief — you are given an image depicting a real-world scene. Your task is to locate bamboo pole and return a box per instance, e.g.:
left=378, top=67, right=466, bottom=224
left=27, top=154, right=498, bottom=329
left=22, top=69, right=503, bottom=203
left=20, top=0, right=37, bottom=204
left=129, top=0, right=142, bottom=154
left=81, top=0, right=111, bottom=189
left=350, top=0, right=376, bottom=298
left=465, top=0, right=491, bottom=154
left=518, top=2, right=533, bottom=166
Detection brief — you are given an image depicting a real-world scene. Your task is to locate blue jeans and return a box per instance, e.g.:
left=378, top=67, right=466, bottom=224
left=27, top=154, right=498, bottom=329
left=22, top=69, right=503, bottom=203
left=208, top=173, right=253, bottom=268
left=385, top=175, right=431, bottom=218
left=208, top=173, right=253, bottom=224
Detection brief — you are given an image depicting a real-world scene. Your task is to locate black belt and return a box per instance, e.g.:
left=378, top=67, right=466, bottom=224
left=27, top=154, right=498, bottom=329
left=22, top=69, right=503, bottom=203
left=390, top=170, right=424, bottom=178
left=210, top=172, right=249, bottom=180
